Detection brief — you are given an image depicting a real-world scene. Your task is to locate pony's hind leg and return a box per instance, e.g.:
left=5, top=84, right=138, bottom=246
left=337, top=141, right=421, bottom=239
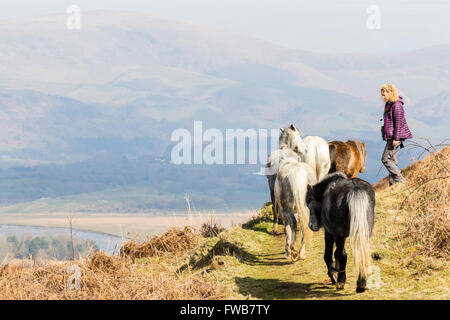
left=284, top=225, right=296, bottom=260
left=299, top=205, right=313, bottom=260
left=283, top=223, right=291, bottom=259
left=334, top=237, right=347, bottom=290
left=298, top=215, right=308, bottom=260
left=283, top=213, right=293, bottom=259
left=289, top=213, right=299, bottom=261
left=356, top=274, right=368, bottom=293
left=324, top=231, right=337, bottom=284
left=272, top=202, right=280, bottom=234
left=269, top=175, right=279, bottom=234
left=299, top=229, right=306, bottom=260
left=356, top=257, right=369, bottom=293
left=284, top=212, right=298, bottom=261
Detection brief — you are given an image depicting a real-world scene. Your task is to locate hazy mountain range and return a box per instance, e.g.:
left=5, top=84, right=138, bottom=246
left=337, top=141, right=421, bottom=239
left=0, top=11, right=448, bottom=212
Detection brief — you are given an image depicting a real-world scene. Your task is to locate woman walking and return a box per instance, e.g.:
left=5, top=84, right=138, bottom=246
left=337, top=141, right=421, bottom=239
left=380, top=84, right=413, bottom=185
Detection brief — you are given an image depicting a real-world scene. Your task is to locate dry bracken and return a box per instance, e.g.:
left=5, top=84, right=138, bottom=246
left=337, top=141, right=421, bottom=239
left=120, top=226, right=201, bottom=259
left=0, top=247, right=228, bottom=300
left=375, top=146, right=449, bottom=258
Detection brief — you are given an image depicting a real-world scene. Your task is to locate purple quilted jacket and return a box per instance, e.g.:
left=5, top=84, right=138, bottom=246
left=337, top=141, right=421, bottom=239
left=383, top=97, right=413, bottom=141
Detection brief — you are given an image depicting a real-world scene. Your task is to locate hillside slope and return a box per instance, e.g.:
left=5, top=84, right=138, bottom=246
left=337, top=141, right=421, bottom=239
left=0, top=147, right=447, bottom=299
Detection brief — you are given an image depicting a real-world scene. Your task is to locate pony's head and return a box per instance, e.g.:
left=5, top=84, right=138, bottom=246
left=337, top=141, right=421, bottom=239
left=306, top=184, right=322, bottom=232
left=279, top=124, right=307, bottom=155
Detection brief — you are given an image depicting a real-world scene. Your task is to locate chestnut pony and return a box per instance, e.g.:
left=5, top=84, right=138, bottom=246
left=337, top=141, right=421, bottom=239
left=328, top=140, right=367, bottom=178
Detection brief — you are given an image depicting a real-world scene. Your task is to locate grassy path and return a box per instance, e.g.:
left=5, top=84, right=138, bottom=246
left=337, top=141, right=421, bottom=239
left=205, top=196, right=449, bottom=299
left=228, top=221, right=368, bottom=299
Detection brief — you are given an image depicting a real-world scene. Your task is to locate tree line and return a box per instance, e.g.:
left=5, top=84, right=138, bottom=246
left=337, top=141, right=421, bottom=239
left=0, top=234, right=99, bottom=261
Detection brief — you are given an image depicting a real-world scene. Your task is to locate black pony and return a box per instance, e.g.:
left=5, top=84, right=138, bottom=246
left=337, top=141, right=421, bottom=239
left=306, top=172, right=375, bottom=293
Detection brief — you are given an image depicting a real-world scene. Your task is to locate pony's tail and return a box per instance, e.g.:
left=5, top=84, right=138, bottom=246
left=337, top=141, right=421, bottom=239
left=273, top=178, right=281, bottom=228
left=347, top=190, right=371, bottom=279
left=291, top=172, right=311, bottom=244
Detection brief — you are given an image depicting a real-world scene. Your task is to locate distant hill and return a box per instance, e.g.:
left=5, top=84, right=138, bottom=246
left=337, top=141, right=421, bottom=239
left=0, top=155, right=268, bottom=212
left=0, top=11, right=448, bottom=212
left=411, top=90, right=450, bottom=126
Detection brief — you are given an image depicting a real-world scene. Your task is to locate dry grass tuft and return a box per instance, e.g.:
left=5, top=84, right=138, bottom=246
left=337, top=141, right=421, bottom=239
left=379, top=146, right=449, bottom=258
left=188, top=237, right=242, bottom=269
left=397, top=147, right=449, bottom=258
left=201, top=216, right=225, bottom=238
left=120, top=226, right=201, bottom=259
left=88, top=251, right=123, bottom=272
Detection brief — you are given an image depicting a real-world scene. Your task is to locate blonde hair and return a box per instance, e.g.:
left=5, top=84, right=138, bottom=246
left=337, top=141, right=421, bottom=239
left=381, top=84, right=399, bottom=102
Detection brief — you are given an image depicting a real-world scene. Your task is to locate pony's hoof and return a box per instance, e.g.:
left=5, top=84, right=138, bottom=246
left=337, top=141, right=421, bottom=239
left=336, top=282, right=345, bottom=290
left=356, top=286, right=366, bottom=293
left=290, top=252, right=299, bottom=262
left=329, top=272, right=338, bottom=285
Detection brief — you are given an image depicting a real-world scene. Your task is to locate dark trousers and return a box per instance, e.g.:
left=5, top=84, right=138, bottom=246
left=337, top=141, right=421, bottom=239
left=381, top=140, right=406, bottom=185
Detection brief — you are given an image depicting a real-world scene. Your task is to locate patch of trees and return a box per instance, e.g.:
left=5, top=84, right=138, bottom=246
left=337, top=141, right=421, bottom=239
left=0, top=234, right=99, bottom=261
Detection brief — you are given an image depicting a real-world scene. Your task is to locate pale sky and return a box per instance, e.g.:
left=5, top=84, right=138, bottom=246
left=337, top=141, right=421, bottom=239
left=1, top=0, right=450, bottom=53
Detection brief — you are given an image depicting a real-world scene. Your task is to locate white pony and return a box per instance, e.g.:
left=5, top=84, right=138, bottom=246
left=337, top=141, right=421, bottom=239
left=275, top=125, right=330, bottom=181
left=301, top=136, right=331, bottom=182
left=278, top=124, right=307, bottom=155
left=266, top=124, right=307, bottom=233
left=265, top=124, right=329, bottom=238
left=274, top=157, right=316, bottom=261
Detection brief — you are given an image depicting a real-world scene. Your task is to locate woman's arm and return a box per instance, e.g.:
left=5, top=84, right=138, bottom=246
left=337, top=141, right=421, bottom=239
left=392, top=102, right=405, bottom=145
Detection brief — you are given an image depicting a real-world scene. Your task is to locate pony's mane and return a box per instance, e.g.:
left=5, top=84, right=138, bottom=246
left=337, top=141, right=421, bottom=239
left=279, top=128, right=289, bottom=146
left=346, top=139, right=365, bottom=152
left=312, top=171, right=347, bottom=200
left=346, top=139, right=359, bottom=149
